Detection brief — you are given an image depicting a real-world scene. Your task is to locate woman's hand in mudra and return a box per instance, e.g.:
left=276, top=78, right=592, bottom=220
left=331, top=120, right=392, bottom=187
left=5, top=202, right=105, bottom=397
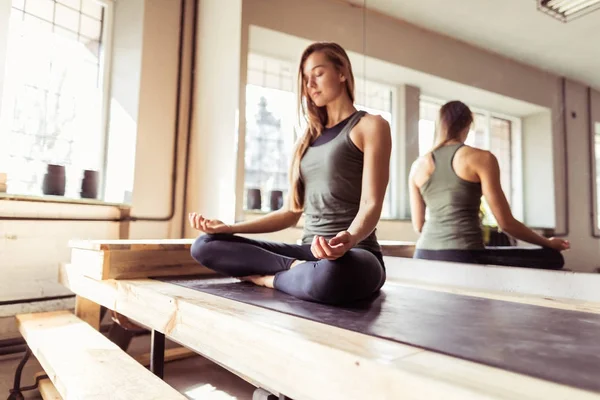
left=311, top=231, right=355, bottom=260
left=188, top=212, right=232, bottom=234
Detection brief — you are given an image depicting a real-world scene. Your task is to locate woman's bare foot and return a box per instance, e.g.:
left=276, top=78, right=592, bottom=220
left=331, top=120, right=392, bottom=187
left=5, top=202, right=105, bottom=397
left=239, top=275, right=275, bottom=288
left=290, top=259, right=306, bottom=269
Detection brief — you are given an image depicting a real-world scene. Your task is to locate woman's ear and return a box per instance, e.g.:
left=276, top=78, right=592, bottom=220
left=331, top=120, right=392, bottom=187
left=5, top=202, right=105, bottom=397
left=340, top=74, right=346, bottom=83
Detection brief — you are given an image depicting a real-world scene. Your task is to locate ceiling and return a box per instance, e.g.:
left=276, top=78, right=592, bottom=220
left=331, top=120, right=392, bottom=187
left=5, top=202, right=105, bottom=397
left=347, top=0, right=600, bottom=89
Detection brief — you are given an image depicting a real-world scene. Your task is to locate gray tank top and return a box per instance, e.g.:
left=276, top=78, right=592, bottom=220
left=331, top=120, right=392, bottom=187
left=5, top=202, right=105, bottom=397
left=417, top=144, right=485, bottom=250
left=300, top=111, right=381, bottom=254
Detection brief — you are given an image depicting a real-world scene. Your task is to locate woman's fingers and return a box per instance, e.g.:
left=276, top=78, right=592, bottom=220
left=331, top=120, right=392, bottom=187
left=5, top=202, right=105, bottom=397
left=311, top=236, right=326, bottom=259
left=319, top=237, right=335, bottom=258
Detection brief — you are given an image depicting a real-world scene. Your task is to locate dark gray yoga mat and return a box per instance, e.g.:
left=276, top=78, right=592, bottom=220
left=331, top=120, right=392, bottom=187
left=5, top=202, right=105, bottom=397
left=156, top=275, right=600, bottom=393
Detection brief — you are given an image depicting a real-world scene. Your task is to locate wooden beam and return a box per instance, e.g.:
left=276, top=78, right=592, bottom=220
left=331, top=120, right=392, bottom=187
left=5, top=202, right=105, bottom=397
left=134, top=347, right=198, bottom=367
left=59, top=266, right=600, bottom=400
left=69, top=247, right=213, bottom=280
left=17, top=311, right=187, bottom=400
left=36, top=372, right=63, bottom=400
left=379, top=240, right=416, bottom=258
left=74, top=295, right=101, bottom=330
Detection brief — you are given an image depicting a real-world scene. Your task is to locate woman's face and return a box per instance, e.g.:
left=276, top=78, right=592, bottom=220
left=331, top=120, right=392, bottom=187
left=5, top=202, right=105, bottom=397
left=302, top=51, right=346, bottom=108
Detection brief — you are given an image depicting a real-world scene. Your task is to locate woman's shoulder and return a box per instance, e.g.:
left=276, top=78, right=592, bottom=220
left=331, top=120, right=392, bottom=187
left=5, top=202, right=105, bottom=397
left=459, top=145, right=495, bottom=158
left=354, top=112, right=391, bottom=141
left=357, top=112, right=389, bottom=130
left=410, top=153, right=435, bottom=178
left=458, top=145, right=498, bottom=168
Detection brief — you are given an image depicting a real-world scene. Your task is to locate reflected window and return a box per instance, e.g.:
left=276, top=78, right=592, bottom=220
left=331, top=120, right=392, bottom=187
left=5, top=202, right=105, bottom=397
left=244, top=53, right=396, bottom=218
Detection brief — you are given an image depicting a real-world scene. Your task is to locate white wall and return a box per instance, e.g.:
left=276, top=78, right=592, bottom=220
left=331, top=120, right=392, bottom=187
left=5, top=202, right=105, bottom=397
left=561, top=80, right=600, bottom=271
left=522, top=111, right=555, bottom=228
left=0, top=202, right=122, bottom=303
left=128, top=0, right=186, bottom=239
left=104, top=0, right=144, bottom=205
left=185, top=0, right=243, bottom=236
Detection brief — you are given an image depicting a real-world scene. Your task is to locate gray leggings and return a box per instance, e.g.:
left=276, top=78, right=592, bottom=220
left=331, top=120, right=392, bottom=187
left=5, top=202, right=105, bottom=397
left=190, top=234, right=386, bottom=305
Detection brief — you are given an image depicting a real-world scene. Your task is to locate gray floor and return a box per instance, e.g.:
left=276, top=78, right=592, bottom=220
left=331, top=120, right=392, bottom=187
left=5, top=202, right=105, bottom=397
left=0, top=334, right=255, bottom=399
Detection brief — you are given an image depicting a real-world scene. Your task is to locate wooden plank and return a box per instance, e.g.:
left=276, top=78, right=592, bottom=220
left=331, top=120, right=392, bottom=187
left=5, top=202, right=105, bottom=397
left=17, top=311, right=187, bottom=400
left=69, top=239, right=194, bottom=251
left=59, top=267, right=600, bottom=400
left=58, top=263, right=117, bottom=311
left=379, top=240, right=416, bottom=258
left=134, top=347, right=198, bottom=367
left=70, top=248, right=213, bottom=280
left=74, top=295, right=101, bottom=330
left=36, top=372, right=63, bottom=400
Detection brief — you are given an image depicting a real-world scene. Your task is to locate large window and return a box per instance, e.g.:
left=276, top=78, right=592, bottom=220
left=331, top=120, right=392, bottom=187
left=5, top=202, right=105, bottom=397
left=244, top=53, right=395, bottom=218
left=419, top=98, right=517, bottom=225
left=0, top=0, right=111, bottom=199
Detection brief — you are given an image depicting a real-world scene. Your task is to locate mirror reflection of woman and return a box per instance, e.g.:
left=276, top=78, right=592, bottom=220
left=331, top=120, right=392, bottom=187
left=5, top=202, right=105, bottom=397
left=409, top=100, right=569, bottom=269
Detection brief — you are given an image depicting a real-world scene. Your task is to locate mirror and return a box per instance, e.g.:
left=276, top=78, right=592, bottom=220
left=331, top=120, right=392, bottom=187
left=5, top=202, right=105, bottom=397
left=238, top=0, right=599, bottom=273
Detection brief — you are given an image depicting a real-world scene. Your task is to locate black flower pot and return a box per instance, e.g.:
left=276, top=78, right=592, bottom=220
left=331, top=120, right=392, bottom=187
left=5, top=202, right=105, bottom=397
left=246, top=188, right=262, bottom=210
left=42, top=164, right=66, bottom=196
left=269, top=190, right=283, bottom=211
left=81, top=169, right=99, bottom=199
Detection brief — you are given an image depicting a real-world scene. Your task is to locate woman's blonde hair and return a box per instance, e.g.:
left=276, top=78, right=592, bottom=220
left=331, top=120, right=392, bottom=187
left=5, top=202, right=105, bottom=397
left=288, top=42, right=355, bottom=212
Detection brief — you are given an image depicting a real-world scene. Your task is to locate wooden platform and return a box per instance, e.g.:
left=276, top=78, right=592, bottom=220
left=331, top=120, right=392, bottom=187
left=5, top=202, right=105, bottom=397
left=17, top=310, right=186, bottom=400
left=66, top=238, right=415, bottom=282
left=68, top=239, right=212, bottom=280
left=58, top=261, right=600, bottom=400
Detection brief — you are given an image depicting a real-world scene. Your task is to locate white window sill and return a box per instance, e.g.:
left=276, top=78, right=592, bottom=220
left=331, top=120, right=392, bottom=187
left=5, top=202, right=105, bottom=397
left=0, top=193, right=130, bottom=209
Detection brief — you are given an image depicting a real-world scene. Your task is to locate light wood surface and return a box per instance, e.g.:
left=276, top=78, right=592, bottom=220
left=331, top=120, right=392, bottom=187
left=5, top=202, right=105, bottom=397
left=58, top=264, right=600, bottom=400
left=69, top=247, right=213, bottom=280
left=36, top=371, right=63, bottom=400
left=17, top=311, right=186, bottom=400
left=69, top=238, right=416, bottom=257
left=69, top=239, right=195, bottom=251
left=74, top=296, right=101, bottom=329
left=379, top=240, right=416, bottom=258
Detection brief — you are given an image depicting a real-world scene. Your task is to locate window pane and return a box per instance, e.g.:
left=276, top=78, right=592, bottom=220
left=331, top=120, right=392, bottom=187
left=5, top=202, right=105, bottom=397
left=490, top=117, right=512, bottom=200
left=12, top=0, right=25, bottom=11
left=80, top=14, right=101, bottom=40
left=466, top=113, right=487, bottom=149
left=244, top=84, right=295, bottom=212
left=24, top=0, right=54, bottom=22
left=55, top=4, right=80, bottom=32
left=57, top=0, right=81, bottom=11
left=81, top=0, right=103, bottom=19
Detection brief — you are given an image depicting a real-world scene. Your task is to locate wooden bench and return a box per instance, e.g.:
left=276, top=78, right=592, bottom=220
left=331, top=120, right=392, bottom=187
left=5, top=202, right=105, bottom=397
left=15, top=311, right=187, bottom=400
